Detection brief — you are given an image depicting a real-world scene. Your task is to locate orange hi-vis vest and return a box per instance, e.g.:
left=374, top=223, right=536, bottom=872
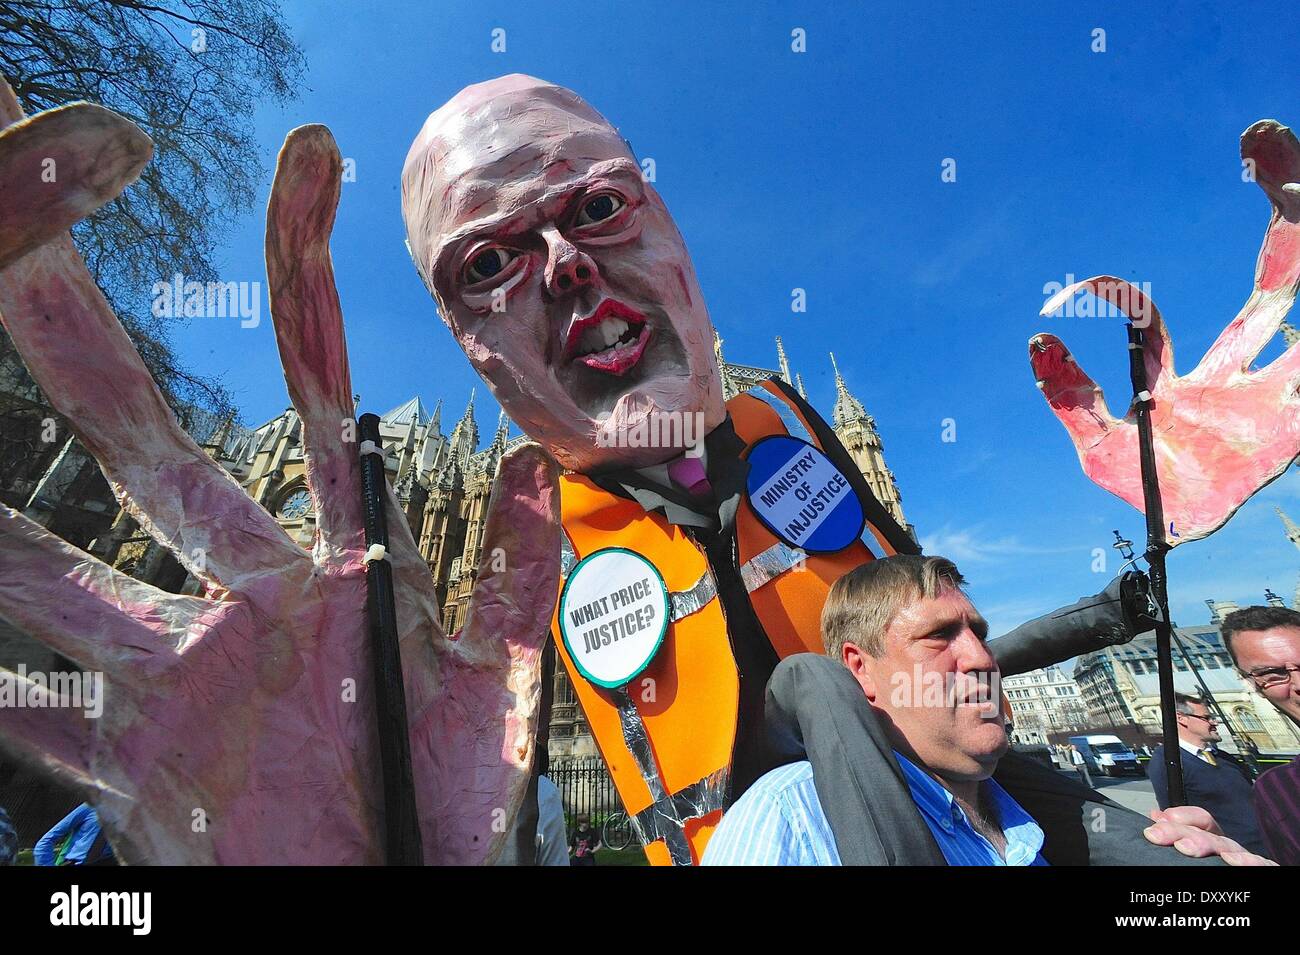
left=550, top=379, right=909, bottom=865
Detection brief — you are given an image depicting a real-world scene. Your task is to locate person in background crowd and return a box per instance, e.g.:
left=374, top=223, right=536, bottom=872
left=569, top=813, right=601, bottom=866
left=493, top=774, right=569, bottom=866
left=0, top=805, right=16, bottom=865
left=1147, top=607, right=1300, bottom=864
left=1147, top=692, right=1265, bottom=856
left=536, top=776, right=569, bottom=866
left=1070, top=744, right=1092, bottom=789
left=34, top=803, right=114, bottom=866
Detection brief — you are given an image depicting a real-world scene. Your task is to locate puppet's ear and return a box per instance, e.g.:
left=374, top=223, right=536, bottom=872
left=0, top=102, right=151, bottom=269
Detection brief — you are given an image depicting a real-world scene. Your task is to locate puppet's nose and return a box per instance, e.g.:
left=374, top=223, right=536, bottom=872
left=541, top=226, right=596, bottom=297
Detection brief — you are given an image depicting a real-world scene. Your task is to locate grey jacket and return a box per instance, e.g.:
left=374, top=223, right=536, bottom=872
left=763, top=654, right=1219, bottom=866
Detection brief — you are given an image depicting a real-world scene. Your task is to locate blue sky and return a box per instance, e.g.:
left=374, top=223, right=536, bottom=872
left=164, top=0, right=1300, bottom=637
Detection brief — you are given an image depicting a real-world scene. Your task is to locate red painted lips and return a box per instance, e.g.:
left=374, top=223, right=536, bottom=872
left=563, top=299, right=651, bottom=376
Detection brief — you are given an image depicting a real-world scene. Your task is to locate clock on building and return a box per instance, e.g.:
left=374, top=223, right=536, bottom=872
left=277, top=487, right=313, bottom=520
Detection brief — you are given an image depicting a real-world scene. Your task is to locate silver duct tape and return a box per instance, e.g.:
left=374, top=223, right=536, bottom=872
left=746, top=384, right=815, bottom=444
left=611, top=685, right=695, bottom=865
left=559, top=532, right=577, bottom=577
left=629, top=768, right=731, bottom=856
left=611, top=688, right=670, bottom=804
left=740, top=541, right=806, bottom=593
left=670, top=570, right=718, bottom=621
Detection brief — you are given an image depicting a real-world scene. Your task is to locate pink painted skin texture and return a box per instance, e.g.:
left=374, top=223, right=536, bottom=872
left=402, top=75, right=727, bottom=474
left=1029, top=120, right=1300, bottom=546
left=0, top=81, right=561, bottom=864
left=0, top=103, right=151, bottom=270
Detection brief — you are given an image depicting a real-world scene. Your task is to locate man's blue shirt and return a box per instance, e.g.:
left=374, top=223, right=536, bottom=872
left=34, top=803, right=110, bottom=866
left=702, top=754, right=1048, bottom=866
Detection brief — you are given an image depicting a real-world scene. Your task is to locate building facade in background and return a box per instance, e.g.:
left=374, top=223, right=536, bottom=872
left=1073, top=624, right=1300, bottom=755
left=1003, top=666, right=1088, bottom=745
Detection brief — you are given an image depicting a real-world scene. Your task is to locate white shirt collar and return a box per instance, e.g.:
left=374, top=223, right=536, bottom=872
left=1177, top=738, right=1215, bottom=763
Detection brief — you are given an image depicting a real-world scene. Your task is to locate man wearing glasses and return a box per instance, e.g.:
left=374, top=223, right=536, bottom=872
left=1148, top=691, right=1267, bottom=856
left=1217, top=607, right=1300, bottom=864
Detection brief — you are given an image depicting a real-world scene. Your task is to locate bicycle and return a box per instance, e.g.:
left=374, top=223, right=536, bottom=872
left=600, top=811, right=636, bottom=851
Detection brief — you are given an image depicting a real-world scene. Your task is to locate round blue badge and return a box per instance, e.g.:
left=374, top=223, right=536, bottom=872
left=744, top=435, right=864, bottom=554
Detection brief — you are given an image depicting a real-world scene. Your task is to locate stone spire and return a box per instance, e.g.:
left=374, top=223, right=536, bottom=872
left=714, top=329, right=735, bottom=399
left=827, top=352, right=906, bottom=529
left=1278, top=507, right=1300, bottom=608
left=429, top=398, right=443, bottom=435
left=795, top=372, right=807, bottom=399
left=776, top=337, right=792, bottom=385
left=830, top=352, right=869, bottom=430
left=449, top=389, right=479, bottom=469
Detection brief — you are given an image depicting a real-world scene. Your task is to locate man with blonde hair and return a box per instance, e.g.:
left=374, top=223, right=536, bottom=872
left=705, top=554, right=1043, bottom=865
left=704, top=555, right=1241, bottom=866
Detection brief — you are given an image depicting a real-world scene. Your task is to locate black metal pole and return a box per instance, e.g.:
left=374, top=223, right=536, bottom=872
left=358, top=413, right=424, bottom=864
left=1125, top=324, right=1185, bottom=806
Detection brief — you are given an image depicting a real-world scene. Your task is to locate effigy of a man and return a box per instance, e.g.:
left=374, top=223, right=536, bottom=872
left=401, top=74, right=922, bottom=864
left=400, top=75, right=1160, bottom=866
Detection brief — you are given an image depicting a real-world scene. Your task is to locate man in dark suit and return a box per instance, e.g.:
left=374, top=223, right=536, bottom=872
left=1148, top=692, right=1266, bottom=856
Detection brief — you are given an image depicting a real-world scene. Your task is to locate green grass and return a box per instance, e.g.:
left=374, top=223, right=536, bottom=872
left=592, top=845, right=648, bottom=866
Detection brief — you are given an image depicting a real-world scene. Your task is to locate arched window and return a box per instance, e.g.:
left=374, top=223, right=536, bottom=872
left=554, top=670, right=576, bottom=706
left=1235, top=707, right=1264, bottom=731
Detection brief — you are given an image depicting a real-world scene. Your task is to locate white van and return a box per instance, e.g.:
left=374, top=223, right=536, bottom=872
left=1068, top=734, right=1143, bottom=777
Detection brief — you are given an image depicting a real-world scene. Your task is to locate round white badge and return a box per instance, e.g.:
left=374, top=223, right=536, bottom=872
left=558, top=547, right=670, bottom=689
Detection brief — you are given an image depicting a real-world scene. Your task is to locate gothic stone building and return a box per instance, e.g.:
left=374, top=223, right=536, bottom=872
left=4, top=336, right=908, bottom=764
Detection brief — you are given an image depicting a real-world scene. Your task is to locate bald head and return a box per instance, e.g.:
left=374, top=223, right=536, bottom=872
left=399, top=76, right=724, bottom=472
left=402, top=75, right=631, bottom=296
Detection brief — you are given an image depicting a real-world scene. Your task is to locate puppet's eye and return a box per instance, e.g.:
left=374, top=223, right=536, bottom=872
left=575, top=193, right=625, bottom=227
left=465, top=247, right=516, bottom=285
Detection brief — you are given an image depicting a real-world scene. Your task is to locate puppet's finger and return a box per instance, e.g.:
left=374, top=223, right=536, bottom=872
left=1041, top=276, right=1174, bottom=393
left=266, top=125, right=364, bottom=562
left=1201, top=122, right=1300, bottom=375
left=1242, top=120, right=1300, bottom=232
left=408, top=444, right=558, bottom=864
left=0, top=102, right=151, bottom=269
left=0, top=97, right=306, bottom=592
left=0, top=244, right=308, bottom=590
left=0, top=673, right=98, bottom=793
left=457, top=442, right=560, bottom=666
left=1028, top=333, right=1120, bottom=452
left=0, top=507, right=209, bottom=679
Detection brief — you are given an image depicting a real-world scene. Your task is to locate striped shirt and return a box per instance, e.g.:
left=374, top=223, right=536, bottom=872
left=1254, top=759, right=1300, bottom=865
left=702, top=755, right=1048, bottom=866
